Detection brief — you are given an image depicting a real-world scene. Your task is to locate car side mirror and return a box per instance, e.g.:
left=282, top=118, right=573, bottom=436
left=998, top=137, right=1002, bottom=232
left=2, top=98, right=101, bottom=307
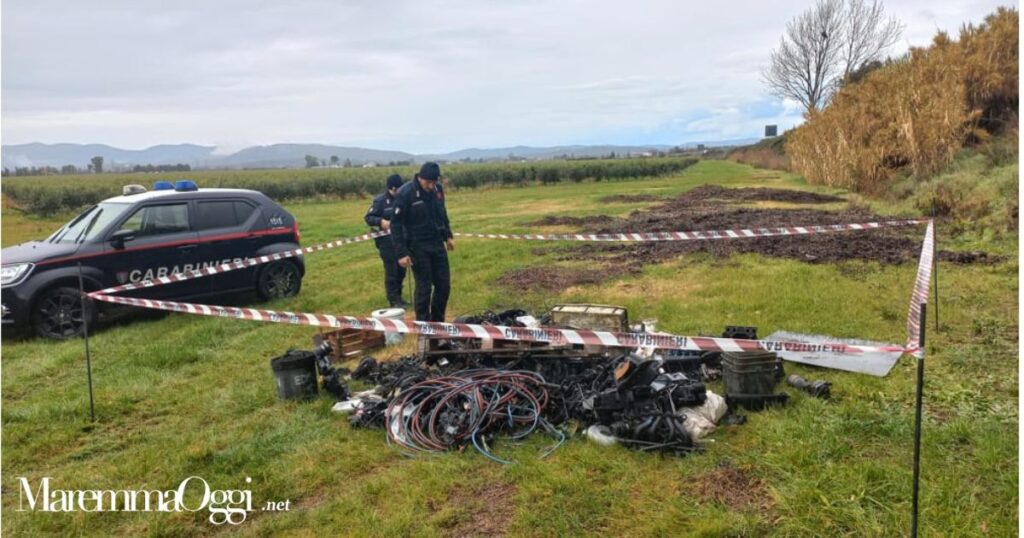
left=110, top=229, right=136, bottom=249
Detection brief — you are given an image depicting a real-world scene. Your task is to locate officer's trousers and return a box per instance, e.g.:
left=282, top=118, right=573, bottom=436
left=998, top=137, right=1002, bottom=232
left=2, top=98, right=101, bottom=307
left=409, top=243, right=450, bottom=322
left=377, top=245, right=406, bottom=306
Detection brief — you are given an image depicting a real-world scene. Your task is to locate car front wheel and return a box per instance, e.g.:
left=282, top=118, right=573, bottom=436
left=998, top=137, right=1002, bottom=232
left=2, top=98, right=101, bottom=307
left=32, top=286, right=96, bottom=340
left=257, top=261, right=302, bottom=300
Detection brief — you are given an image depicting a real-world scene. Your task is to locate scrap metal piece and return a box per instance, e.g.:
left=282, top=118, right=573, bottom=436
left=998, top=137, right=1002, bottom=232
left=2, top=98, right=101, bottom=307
left=786, top=374, right=832, bottom=399
left=723, top=325, right=758, bottom=340
left=314, top=342, right=351, bottom=401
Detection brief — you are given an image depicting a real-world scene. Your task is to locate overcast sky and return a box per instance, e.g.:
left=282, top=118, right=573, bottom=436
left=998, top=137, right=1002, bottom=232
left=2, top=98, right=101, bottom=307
left=1, top=0, right=1011, bottom=153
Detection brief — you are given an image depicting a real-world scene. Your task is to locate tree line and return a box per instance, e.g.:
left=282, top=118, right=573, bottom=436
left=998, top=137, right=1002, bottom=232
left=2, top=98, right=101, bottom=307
left=3, top=157, right=698, bottom=216
left=2, top=156, right=191, bottom=177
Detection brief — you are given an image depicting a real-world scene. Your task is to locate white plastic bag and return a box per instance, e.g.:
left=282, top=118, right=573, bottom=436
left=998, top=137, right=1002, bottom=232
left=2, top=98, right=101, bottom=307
left=679, top=391, right=728, bottom=440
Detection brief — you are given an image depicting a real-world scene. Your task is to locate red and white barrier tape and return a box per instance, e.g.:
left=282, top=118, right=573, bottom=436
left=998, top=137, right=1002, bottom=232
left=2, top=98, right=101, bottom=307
left=90, top=218, right=926, bottom=298
left=454, top=219, right=928, bottom=242
left=905, top=220, right=935, bottom=358
left=87, top=217, right=935, bottom=356
left=88, top=293, right=907, bottom=354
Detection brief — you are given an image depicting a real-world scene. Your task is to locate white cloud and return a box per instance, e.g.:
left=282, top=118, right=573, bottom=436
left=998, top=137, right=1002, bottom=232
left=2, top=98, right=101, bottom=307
left=1, top=0, right=1010, bottom=152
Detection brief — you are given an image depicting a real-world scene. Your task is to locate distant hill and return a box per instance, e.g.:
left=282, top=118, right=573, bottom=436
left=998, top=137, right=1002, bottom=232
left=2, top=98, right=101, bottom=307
left=0, top=143, right=216, bottom=168
left=210, top=144, right=415, bottom=169
left=423, top=144, right=675, bottom=161
left=0, top=143, right=410, bottom=170
left=422, top=139, right=759, bottom=161
left=1, top=138, right=760, bottom=170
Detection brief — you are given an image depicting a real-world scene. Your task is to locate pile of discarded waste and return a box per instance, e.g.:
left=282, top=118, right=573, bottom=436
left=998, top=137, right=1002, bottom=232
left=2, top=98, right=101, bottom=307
left=339, top=349, right=719, bottom=457
left=271, top=306, right=833, bottom=463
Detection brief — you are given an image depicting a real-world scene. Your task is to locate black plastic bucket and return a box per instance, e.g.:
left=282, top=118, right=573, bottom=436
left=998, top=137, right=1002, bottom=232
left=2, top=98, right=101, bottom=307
left=722, top=351, right=779, bottom=396
left=270, top=350, right=318, bottom=400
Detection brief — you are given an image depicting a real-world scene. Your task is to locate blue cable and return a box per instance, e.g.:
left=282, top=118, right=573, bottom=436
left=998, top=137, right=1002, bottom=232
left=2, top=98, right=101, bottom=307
left=472, top=430, right=512, bottom=465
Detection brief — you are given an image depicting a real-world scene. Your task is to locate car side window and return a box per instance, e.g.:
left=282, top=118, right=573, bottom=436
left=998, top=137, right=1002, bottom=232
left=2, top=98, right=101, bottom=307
left=234, top=201, right=256, bottom=224
left=120, top=203, right=190, bottom=237
left=197, top=200, right=239, bottom=230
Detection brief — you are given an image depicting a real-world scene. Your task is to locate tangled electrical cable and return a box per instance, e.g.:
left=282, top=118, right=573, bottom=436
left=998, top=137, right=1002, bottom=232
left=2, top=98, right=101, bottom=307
left=384, top=369, right=564, bottom=464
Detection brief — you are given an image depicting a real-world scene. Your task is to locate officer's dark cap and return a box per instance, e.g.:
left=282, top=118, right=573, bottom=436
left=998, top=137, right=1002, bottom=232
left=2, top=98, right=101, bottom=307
left=386, top=174, right=403, bottom=190
left=418, top=162, right=441, bottom=181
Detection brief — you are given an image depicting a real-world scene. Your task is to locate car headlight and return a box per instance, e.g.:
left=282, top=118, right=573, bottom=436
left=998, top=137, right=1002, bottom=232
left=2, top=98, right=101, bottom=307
left=1, top=263, right=34, bottom=287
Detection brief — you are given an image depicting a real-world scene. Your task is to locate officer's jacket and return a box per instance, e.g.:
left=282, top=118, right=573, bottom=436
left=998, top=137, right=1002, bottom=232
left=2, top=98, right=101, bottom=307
left=364, top=191, right=399, bottom=248
left=390, top=179, right=452, bottom=258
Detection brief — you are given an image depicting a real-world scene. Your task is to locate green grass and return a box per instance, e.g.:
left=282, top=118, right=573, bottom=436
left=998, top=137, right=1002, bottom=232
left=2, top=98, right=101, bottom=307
left=1, top=160, right=1017, bottom=536
left=893, top=150, right=1019, bottom=240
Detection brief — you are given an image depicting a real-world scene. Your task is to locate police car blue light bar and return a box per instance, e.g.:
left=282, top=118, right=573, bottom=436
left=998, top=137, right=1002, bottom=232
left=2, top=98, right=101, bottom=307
left=153, top=181, right=175, bottom=190
left=174, top=180, right=198, bottom=191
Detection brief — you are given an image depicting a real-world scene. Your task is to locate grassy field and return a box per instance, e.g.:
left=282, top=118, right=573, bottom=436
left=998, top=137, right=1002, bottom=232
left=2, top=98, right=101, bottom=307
left=1, top=160, right=1017, bottom=536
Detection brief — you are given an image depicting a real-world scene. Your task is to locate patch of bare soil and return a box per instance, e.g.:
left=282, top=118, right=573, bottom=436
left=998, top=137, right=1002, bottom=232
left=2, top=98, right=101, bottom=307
left=938, top=250, right=1005, bottom=264
left=441, top=481, right=518, bottom=537
left=691, top=463, right=773, bottom=513
left=678, top=184, right=846, bottom=204
left=498, top=186, right=1000, bottom=291
left=525, top=215, right=620, bottom=227
left=556, top=227, right=923, bottom=266
left=599, top=194, right=666, bottom=203
left=496, top=265, right=640, bottom=293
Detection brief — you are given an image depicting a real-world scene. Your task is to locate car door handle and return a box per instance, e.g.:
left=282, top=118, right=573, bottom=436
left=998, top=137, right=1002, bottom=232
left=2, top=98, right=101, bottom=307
left=177, top=244, right=198, bottom=252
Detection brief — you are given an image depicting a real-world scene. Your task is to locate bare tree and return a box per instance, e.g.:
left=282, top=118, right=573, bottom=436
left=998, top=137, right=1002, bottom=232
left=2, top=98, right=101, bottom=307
left=840, top=0, right=902, bottom=78
left=763, top=0, right=903, bottom=113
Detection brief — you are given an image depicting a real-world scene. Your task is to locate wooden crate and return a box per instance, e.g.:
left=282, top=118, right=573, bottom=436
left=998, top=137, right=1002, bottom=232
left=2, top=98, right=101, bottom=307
left=312, top=328, right=385, bottom=362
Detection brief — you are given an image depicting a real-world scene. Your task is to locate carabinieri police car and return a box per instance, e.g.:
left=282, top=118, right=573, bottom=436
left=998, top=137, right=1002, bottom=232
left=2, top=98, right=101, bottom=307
left=1, top=180, right=305, bottom=339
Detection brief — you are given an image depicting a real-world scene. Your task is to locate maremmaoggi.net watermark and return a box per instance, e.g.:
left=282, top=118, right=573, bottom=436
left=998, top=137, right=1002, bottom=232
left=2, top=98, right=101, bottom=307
left=16, top=475, right=290, bottom=525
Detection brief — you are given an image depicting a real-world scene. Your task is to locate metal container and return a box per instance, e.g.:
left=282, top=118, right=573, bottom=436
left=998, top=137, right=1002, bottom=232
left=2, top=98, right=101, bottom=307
left=548, top=304, right=629, bottom=333
left=270, top=350, right=318, bottom=401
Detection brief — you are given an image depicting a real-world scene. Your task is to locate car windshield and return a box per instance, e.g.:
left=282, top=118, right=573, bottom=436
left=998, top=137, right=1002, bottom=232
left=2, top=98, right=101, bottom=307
left=48, top=202, right=132, bottom=244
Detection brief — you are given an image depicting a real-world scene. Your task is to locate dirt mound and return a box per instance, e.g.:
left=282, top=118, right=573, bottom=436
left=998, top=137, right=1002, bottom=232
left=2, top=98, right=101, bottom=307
left=554, top=229, right=922, bottom=266
left=499, top=185, right=998, bottom=292
left=590, top=206, right=878, bottom=235
left=678, top=184, right=846, bottom=204
left=566, top=190, right=921, bottom=268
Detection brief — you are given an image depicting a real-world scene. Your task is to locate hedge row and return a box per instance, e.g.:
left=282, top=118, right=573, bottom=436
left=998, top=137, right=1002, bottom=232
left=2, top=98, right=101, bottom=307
left=3, top=157, right=697, bottom=216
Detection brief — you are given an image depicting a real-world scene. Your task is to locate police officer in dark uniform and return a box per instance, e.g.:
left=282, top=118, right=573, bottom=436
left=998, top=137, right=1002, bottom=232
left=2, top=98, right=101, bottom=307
left=364, top=173, right=408, bottom=307
left=390, top=162, right=454, bottom=322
